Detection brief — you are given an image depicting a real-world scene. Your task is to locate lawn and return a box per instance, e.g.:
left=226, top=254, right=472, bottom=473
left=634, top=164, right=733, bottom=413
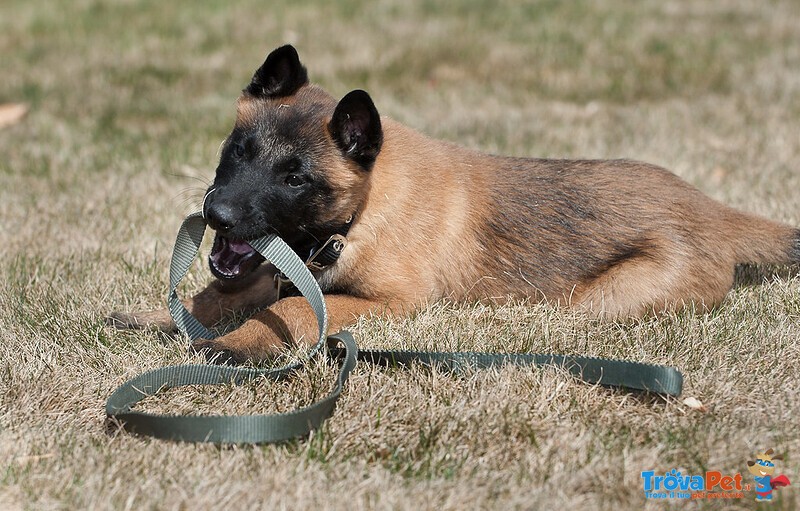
left=1, top=0, right=799, bottom=509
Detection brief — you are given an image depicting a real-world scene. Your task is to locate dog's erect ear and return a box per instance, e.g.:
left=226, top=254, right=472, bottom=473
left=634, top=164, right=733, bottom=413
left=246, top=45, right=308, bottom=98
left=328, top=90, right=383, bottom=170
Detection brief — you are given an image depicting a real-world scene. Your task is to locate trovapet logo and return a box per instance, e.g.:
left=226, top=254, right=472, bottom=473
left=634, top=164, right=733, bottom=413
left=641, top=469, right=747, bottom=500
left=642, top=448, right=792, bottom=502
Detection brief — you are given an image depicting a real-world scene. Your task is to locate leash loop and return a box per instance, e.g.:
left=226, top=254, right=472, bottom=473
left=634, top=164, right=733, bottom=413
left=107, top=212, right=338, bottom=442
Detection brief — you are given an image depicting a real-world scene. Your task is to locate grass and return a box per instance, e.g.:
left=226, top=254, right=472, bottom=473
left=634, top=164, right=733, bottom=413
left=1, top=0, right=799, bottom=509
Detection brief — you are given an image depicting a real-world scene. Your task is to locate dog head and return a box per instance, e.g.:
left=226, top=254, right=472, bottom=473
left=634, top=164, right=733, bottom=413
left=203, top=45, right=382, bottom=281
left=747, top=448, right=784, bottom=477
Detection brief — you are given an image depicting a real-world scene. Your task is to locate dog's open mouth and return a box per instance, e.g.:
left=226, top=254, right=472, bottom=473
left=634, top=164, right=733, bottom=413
left=209, top=234, right=265, bottom=280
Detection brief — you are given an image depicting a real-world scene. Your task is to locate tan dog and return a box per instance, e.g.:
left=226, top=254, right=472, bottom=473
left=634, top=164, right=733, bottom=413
left=110, top=45, right=800, bottom=362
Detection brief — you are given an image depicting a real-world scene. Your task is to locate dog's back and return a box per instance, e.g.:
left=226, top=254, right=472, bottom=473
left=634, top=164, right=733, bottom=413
left=335, top=118, right=799, bottom=316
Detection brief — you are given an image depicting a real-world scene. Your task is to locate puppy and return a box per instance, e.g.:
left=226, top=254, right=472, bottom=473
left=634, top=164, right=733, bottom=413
left=110, top=45, right=800, bottom=362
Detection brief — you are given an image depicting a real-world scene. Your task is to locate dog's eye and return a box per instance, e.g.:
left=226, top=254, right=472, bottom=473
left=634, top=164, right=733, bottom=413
left=286, top=174, right=305, bottom=188
left=232, top=142, right=246, bottom=159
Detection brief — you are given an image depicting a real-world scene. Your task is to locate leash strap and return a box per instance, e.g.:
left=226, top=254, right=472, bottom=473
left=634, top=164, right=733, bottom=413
left=335, top=349, right=682, bottom=395
left=106, top=214, right=683, bottom=443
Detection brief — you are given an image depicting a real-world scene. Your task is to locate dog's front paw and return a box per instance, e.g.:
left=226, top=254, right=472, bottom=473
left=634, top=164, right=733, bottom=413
left=191, top=338, right=247, bottom=365
left=106, top=310, right=177, bottom=333
left=189, top=321, right=289, bottom=364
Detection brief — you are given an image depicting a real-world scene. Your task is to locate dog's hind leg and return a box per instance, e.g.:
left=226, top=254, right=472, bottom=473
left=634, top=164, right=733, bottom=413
left=570, top=249, right=734, bottom=318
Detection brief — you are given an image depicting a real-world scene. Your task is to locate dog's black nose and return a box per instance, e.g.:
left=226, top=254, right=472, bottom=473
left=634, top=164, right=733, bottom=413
left=205, top=201, right=241, bottom=233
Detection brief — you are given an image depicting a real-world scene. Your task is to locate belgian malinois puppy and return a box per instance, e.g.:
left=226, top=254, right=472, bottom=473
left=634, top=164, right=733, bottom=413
left=110, top=45, right=800, bottom=362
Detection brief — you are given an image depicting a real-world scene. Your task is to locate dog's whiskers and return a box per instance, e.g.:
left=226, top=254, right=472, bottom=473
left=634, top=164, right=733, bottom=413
left=167, top=172, right=212, bottom=187
left=170, top=187, right=208, bottom=211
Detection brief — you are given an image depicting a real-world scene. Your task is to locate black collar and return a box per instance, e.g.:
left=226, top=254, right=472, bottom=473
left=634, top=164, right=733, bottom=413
left=301, top=214, right=353, bottom=270
left=275, top=214, right=354, bottom=299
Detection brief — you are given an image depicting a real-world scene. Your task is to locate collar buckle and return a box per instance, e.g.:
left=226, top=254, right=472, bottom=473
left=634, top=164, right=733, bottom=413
left=306, top=234, right=347, bottom=271
left=274, top=233, right=348, bottom=300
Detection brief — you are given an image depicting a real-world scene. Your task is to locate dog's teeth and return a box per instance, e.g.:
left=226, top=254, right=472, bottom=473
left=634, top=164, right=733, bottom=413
left=209, top=234, right=263, bottom=280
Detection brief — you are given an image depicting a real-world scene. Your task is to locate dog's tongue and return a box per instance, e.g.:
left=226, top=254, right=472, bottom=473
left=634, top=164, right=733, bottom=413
left=228, top=240, right=255, bottom=255
left=209, top=236, right=262, bottom=279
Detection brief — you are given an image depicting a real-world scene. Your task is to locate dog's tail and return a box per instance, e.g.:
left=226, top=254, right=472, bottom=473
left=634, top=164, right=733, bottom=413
left=728, top=211, right=800, bottom=265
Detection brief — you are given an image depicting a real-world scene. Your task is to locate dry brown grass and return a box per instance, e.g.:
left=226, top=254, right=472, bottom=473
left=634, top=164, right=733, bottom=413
left=1, top=0, right=799, bottom=509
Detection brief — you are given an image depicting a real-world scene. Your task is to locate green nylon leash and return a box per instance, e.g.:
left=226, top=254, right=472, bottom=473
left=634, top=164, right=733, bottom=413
left=105, top=213, right=683, bottom=444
